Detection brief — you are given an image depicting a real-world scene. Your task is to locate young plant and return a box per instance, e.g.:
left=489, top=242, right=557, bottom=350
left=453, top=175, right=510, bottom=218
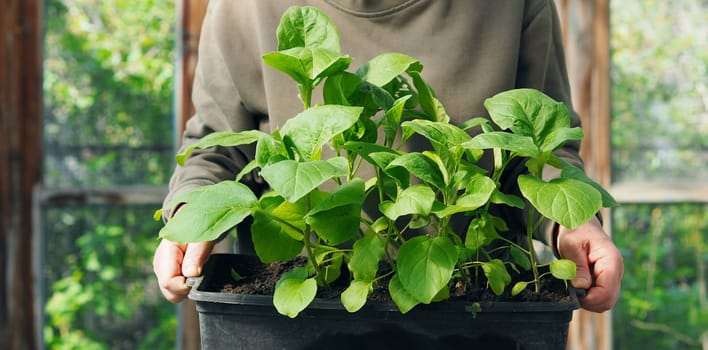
left=156, top=5, right=617, bottom=318
left=465, top=89, right=618, bottom=295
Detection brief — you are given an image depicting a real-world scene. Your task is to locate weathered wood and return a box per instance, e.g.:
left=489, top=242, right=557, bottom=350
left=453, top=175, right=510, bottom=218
left=176, top=0, right=210, bottom=140
left=176, top=1, right=210, bottom=349
left=554, top=1, right=612, bottom=349
left=0, top=0, right=43, bottom=349
left=610, top=182, right=708, bottom=203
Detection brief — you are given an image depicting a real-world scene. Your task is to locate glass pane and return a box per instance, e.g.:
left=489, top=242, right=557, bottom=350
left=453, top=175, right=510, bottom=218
left=43, top=0, right=176, bottom=188
left=40, top=1, right=177, bottom=348
left=612, top=204, right=707, bottom=349
left=41, top=204, right=176, bottom=349
left=610, top=0, right=707, bottom=183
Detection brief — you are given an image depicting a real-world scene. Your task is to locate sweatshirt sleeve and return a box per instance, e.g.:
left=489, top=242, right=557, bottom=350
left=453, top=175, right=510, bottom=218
left=162, top=1, right=263, bottom=218
left=499, top=0, right=589, bottom=252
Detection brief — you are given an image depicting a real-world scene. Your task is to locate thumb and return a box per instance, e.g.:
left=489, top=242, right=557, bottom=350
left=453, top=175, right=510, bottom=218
left=559, top=244, right=593, bottom=290
left=182, top=241, right=215, bottom=277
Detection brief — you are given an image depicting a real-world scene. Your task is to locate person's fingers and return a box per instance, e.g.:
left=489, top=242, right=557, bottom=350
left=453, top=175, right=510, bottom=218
left=557, top=217, right=623, bottom=313
left=182, top=241, right=216, bottom=277
left=153, top=239, right=190, bottom=303
left=579, top=242, right=624, bottom=312
left=161, top=275, right=190, bottom=303
left=558, top=239, right=593, bottom=290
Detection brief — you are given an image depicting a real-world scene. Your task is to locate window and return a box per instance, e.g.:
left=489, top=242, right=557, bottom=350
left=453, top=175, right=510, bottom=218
left=40, top=1, right=177, bottom=348
left=610, top=0, right=707, bottom=348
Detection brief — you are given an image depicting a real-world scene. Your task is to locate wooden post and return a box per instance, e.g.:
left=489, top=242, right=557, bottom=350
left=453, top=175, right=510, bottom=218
left=0, top=0, right=43, bottom=349
left=555, top=1, right=613, bottom=349
left=176, top=0, right=210, bottom=139
left=175, top=1, right=210, bottom=349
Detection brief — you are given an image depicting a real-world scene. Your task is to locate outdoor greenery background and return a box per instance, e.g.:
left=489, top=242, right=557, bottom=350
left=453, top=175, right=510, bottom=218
left=610, top=0, right=707, bottom=348
left=42, top=0, right=176, bottom=349
left=41, top=0, right=706, bottom=349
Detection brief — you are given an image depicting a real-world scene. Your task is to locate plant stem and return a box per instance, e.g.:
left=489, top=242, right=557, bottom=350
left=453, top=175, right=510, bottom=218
left=300, top=85, right=312, bottom=109
left=303, top=195, right=321, bottom=275
left=527, top=208, right=541, bottom=293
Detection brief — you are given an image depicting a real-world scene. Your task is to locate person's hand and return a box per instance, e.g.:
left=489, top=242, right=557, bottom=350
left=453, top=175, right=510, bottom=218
left=556, top=216, right=624, bottom=313
left=153, top=239, right=215, bottom=303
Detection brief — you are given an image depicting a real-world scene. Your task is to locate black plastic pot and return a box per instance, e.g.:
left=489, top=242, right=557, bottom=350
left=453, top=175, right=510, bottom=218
left=188, top=254, right=579, bottom=350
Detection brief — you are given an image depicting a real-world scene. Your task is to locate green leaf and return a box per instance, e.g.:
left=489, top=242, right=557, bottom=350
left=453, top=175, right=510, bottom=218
left=273, top=267, right=317, bottom=318
left=389, top=274, right=420, bottom=314
left=270, top=194, right=318, bottom=239
left=481, top=259, right=511, bottom=296
left=540, top=127, right=584, bottom=152
left=276, top=6, right=341, bottom=51
left=459, top=117, right=493, bottom=131
left=235, top=159, right=261, bottom=182
left=280, top=105, right=362, bottom=161
left=158, top=181, right=257, bottom=243
left=396, top=236, right=457, bottom=304
left=348, top=230, right=386, bottom=281
left=342, top=146, right=409, bottom=189
left=262, top=49, right=311, bottom=88
left=254, top=131, right=285, bottom=165
left=357, top=53, right=420, bottom=87
left=307, top=179, right=364, bottom=215
left=306, top=179, right=365, bottom=245
left=230, top=268, right=245, bottom=282
left=263, top=48, right=352, bottom=91
left=511, top=281, right=528, bottom=296
left=431, top=285, right=450, bottom=302
left=251, top=209, right=305, bottom=263
left=458, top=176, right=497, bottom=207
left=309, top=49, right=353, bottom=82
left=382, top=96, right=411, bottom=146
left=342, top=141, right=401, bottom=165
left=341, top=280, right=373, bottom=312
left=260, top=157, right=348, bottom=203
left=510, top=245, right=531, bottom=271
left=490, top=190, right=525, bottom=209
left=550, top=259, right=577, bottom=280
left=318, top=252, right=343, bottom=285
left=557, top=159, right=619, bottom=208
left=408, top=71, right=450, bottom=123
left=463, top=132, right=539, bottom=158
left=323, top=71, right=361, bottom=105
left=176, top=130, right=264, bottom=166
left=401, top=119, right=471, bottom=150
left=434, top=176, right=496, bottom=218
left=360, top=82, right=395, bottom=111
left=452, top=162, right=487, bottom=190
left=379, top=185, right=435, bottom=220
left=387, top=152, right=447, bottom=190
left=464, top=216, right=501, bottom=252
left=483, top=88, right=570, bottom=144
left=518, top=175, right=602, bottom=229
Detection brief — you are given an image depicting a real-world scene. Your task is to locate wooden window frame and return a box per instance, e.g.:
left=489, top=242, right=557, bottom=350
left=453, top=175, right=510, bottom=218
left=1, top=1, right=43, bottom=349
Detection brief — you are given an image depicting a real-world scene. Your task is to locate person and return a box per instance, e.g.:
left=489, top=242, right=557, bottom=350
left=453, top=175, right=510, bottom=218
left=153, top=0, right=623, bottom=313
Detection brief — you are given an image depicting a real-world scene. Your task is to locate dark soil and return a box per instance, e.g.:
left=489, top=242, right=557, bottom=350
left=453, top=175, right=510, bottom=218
left=203, top=254, right=573, bottom=304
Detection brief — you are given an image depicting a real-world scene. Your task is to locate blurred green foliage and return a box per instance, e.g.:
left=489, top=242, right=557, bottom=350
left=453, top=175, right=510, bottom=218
left=613, top=205, right=707, bottom=349
left=611, top=0, right=707, bottom=348
left=42, top=207, right=176, bottom=350
left=42, top=0, right=177, bottom=348
left=611, top=0, right=707, bottom=183
left=43, top=0, right=175, bottom=187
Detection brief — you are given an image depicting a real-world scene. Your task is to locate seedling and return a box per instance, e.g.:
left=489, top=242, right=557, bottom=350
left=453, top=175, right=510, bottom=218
left=157, top=6, right=616, bottom=317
